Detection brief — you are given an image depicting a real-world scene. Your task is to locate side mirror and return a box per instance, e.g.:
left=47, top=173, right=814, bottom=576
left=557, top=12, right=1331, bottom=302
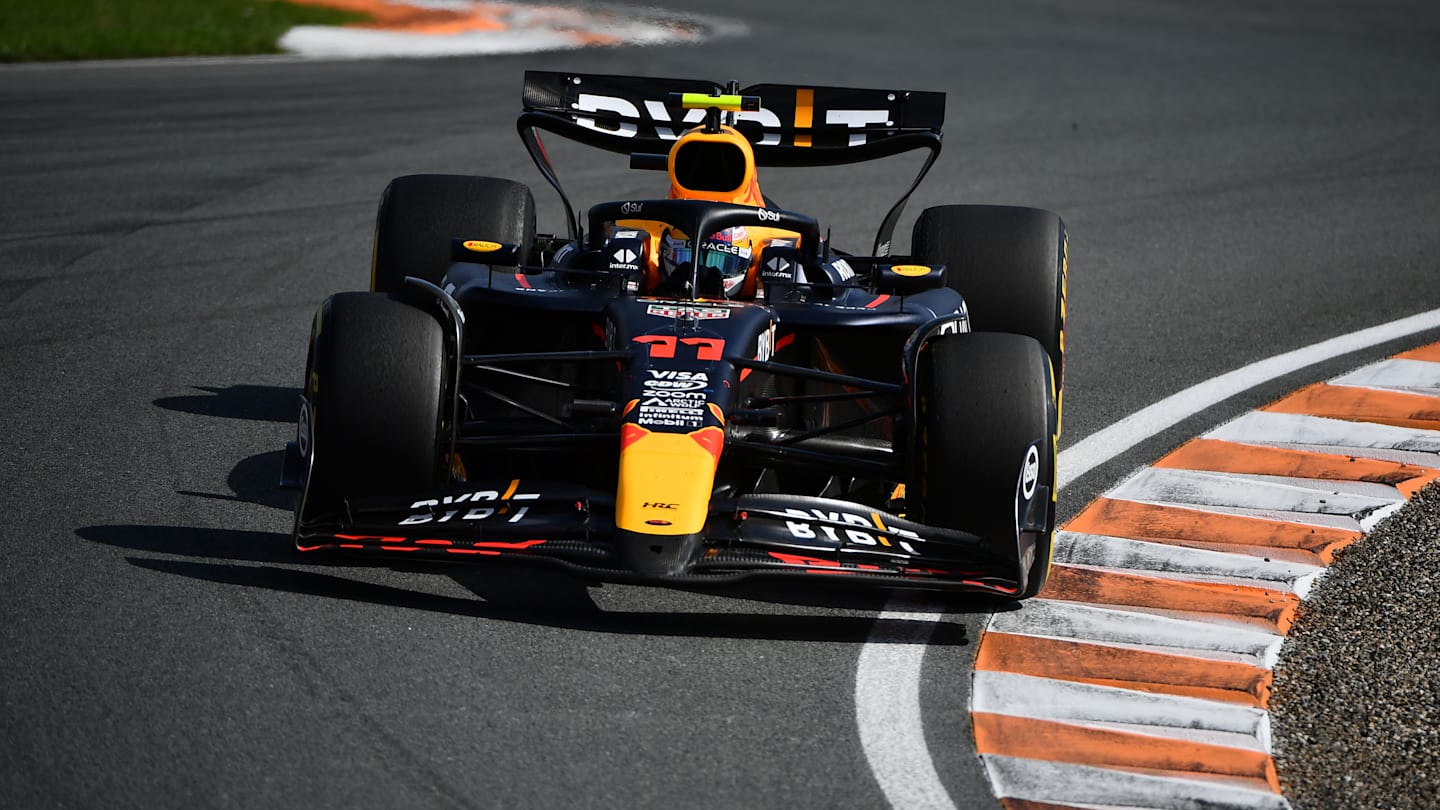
left=758, top=241, right=803, bottom=293
left=603, top=230, right=649, bottom=277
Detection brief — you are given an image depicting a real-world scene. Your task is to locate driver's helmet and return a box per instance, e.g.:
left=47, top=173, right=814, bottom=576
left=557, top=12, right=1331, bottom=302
left=659, top=225, right=755, bottom=299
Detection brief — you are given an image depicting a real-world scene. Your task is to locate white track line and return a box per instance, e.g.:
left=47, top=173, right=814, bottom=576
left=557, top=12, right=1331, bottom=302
left=987, top=599, right=1285, bottom=665
left=853, top=594, right=957, bottom=810
left=1324, top=357, right=1440, bottom=392
left=1053, top=531, right=1324, bottom=593
left=1331, top=358, right=1440, bottom=395
left=1058, top=308, right=1440, bottom=490
left=971, top=671, right=1270, bottom=746
left=1210, top=410, right=1440, bottom=453
left=980, top=755, right=1292, bottom=810
left=1108, top=467, right=1403, bottom=517
left=856, top=306, right=1440, bottom=810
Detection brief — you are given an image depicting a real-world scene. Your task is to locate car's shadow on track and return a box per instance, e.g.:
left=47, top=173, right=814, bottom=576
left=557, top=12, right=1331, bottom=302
left=156, top=384, right=300, bottom=511
left=154, top=384, right=298, bottom=423
left=172, top=450, right=294, bottom=511
left=75, top=524, right=984, bottom=645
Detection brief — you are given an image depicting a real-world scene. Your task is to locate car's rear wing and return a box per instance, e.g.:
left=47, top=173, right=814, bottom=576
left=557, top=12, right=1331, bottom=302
left=517, top=71, right=946, bottom=255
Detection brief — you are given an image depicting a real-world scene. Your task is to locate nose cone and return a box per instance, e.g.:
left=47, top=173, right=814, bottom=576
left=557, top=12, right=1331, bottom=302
left=613, top=529, right=706, bottom=579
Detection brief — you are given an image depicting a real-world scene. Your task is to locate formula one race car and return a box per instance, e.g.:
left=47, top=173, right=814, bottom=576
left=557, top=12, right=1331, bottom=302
left=281, top=71, right=1067, bottom=598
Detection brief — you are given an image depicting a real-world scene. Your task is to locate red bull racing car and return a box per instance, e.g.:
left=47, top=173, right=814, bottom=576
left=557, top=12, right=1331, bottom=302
left=281, top=71, right=1067, bottom=598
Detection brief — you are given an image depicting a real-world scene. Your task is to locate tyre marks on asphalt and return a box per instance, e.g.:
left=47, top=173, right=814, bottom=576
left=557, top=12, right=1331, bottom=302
left=281, top=1, right=736, bottom=58
left=971, top=343, right=1440, bottom=810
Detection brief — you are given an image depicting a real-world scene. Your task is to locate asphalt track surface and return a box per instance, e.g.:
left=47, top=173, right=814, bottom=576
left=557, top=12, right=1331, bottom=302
left=2, top=1, right=1439, bottom=807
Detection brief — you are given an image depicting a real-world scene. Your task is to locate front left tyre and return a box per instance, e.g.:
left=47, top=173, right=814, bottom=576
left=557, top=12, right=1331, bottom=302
left=297, top=292, right=446, bottom=525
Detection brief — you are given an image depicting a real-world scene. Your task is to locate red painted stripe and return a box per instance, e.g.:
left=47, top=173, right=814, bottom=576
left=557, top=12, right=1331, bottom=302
left=1156, top=438, right=1439, bottom=488
left=974, top=632, right=1272, bottom=707
left=1065, top=498, right=1358, bottom=565
left=1263, top=382, right=1440, bottom=430
left=973, top=712, right=1281, bottom=790
left=1394, top=341, right=1440, bottom=362
left=1041, top=564, right=1301, bottom=634
left=469, top=539, right=546, bottom=550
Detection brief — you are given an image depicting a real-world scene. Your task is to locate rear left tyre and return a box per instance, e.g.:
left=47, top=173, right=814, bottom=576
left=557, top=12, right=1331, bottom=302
left=371, top=174, right=536, bottom=293
left=911, top=204, right=1067, bottom=390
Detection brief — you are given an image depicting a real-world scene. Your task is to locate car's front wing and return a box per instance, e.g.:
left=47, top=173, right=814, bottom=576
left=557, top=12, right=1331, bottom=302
left=294, top=483, right=1026, bottom=596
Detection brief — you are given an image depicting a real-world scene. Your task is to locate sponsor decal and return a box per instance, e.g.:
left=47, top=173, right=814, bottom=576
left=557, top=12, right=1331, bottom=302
left=462, top=240, right=502, bottom=253
left=891, top=264, right=932, bottom=277
left=826, top=108, right=891, bottom=146
left=756, top=208, right=781, bottom=223
left=646, top=303, right=731, bottom=320
left=1021, top=444, right=1041, bottom=500
left=831, top=257, right=855, bottom=280
left=642, top=502, right=678, bottom=510
left=643, top=369, right=708, bottom=391
left=754, top=325, right=775, bottom=362
left=612, top=230, right=641, bottom=239
left=570, top=93, right=892, bottom=148
left=573, top=94, right=778, bottom=145
left=700, top=238, right=750, bottom=259
left=399, top=484, right=540, bottom=525
left=296, top=401, right=311, bottom=458
left=762, top=256, right=794, bottom=282
left=620, top=201, right=644, bottom=216
left=637, top=370, right=710, bottom=429
left=937, top=319, right=961, bottom=336
left=610, top=245, right=641, bottom=272
left=637, top=297, right=745, bottom=307
left=638, top=399, right=707, bottom=428
left=779, top=508, right=921, bottom=555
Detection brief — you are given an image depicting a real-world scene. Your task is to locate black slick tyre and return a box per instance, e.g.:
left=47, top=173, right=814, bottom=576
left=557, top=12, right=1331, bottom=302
left=371, top=174, right=536, bottom=293
left=914, top=332, right=1058, bottom=598
left=301, top=292, right=446, bottom=515
left=911, top=205, right=1067, bottom=389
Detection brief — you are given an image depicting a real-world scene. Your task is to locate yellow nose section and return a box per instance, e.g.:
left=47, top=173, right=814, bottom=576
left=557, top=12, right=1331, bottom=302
left=616, top=425, right=724, bottom=535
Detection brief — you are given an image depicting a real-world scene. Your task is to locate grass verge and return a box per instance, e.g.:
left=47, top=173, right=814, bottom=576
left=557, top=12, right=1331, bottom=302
left=0, top=0, right=370, bottom=62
